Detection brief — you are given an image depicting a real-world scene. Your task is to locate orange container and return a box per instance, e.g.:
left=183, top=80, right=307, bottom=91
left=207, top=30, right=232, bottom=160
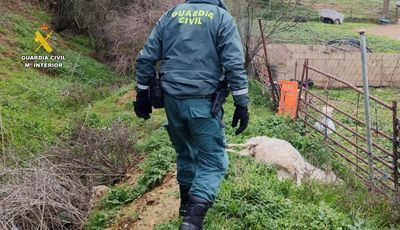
left=277, top=81, right=299, bottom=119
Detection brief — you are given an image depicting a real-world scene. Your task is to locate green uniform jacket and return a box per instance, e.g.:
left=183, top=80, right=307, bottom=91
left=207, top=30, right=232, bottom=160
left=135, top=0, right=249, bottom=107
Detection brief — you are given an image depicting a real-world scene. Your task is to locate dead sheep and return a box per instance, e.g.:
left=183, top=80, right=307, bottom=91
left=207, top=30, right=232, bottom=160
left=228, top=136, right=340, bottom=185
left=314, top=106, right=336, bottom=136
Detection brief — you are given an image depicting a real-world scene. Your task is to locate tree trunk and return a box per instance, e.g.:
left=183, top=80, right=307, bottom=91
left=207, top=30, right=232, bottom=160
left=383, top=0, right=390, bottom=18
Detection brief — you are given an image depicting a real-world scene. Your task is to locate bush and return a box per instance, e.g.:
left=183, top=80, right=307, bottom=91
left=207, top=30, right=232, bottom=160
left=49, top=122, right=141, bottom=185
left=53, top=0, right=180, bottom=74
left=0, top=121, right=142, bottom=229
left=85, top=127, right=176, bottom=229
left=0, top=159, right=90, bottom=230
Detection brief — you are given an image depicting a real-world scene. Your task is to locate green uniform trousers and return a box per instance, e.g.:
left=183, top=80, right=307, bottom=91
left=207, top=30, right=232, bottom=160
left=164, top=93, right=228, bottom=202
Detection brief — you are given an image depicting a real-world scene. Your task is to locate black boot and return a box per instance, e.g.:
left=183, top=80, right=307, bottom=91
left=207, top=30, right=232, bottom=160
left=180, top=196, right=211, bottom=230
left=179, top=186, right=190, bottom=217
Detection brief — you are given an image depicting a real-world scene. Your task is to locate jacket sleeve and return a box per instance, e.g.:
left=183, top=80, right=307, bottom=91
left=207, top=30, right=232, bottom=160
left=217, top=13, right=249, bottom=107
left=135, top=14, right=165, bottom=92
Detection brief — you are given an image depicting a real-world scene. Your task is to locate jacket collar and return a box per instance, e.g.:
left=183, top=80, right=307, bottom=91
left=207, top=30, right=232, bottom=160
left=185, top=0, right=227, bottom=10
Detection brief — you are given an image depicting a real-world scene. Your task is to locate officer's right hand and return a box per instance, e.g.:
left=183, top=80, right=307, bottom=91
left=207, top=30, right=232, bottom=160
left=232, top=105, right=249, bottom=135
left=134, top=90, right=152, bottom=120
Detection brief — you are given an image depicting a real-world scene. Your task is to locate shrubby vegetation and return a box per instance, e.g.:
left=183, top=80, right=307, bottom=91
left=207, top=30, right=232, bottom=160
left=0, top=5, right=140, bottom=229
left=0, top=121, right=141, bottom=229
left=51, top=0, right=180, bottom=74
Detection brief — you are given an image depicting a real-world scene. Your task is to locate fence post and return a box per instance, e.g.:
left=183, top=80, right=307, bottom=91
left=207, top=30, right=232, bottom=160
left=258, top=18, right=279, bottom=111
left=359, top=30, right=375, bottom=188
left=303, top=60, right=310, bottom=130
left=393, top=101, right=399, bottom=191
left=295, top=59, right=308, bottom=120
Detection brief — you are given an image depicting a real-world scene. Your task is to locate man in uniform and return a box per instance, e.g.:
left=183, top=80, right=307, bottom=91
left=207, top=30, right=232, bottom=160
left=134, top=0, right=249, bottom=229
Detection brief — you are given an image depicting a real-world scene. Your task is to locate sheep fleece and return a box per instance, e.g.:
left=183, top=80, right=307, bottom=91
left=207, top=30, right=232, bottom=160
left=238, top=136, right=339, bottom=185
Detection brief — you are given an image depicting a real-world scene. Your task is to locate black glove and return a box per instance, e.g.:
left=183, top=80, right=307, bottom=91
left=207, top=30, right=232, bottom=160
left=232, top=105, right=249, bottom=135
left=134, top=90, right=152, bottom=120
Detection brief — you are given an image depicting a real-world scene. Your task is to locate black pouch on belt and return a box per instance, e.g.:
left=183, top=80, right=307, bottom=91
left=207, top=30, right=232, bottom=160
left=150, top=73, right=164, bottom=109
left=211, top=75, right=230, bottom=117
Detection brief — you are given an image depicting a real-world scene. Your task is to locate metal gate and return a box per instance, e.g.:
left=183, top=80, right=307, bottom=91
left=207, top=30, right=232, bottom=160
left=296, top=60, right=399, bottom=196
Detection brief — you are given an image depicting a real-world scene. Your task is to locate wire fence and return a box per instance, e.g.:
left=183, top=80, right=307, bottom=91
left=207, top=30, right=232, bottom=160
left=265, top=44, right=400, bottom=87
left=296, top=59, right=399, bottom=196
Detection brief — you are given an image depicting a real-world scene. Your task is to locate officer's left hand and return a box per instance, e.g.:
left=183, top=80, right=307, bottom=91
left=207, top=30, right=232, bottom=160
left=134, top=90, right=152, bottom=120
left=232, top=105, right=249, bottom=135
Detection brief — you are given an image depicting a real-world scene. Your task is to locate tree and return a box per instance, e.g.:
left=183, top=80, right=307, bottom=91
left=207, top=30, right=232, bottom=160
left=53, top=0, right=180, bottom=74
left=225, top=0, right=315, bottom=74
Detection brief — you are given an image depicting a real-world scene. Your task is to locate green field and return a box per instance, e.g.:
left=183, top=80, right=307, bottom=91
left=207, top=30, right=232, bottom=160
left=264, top=0, right=400, bottom=53
left=269, top=22, right=400, bottom=53
left=303, top=0, right=398, bottom=21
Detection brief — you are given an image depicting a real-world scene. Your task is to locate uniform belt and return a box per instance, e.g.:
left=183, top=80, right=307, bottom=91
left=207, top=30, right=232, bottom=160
left=164, top=92, right=215, bottom=101
left=203, top=94, right=215, bottom=101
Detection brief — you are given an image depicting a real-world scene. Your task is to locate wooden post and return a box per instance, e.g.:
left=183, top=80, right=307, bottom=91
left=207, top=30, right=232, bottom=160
left=350, top=6, right=353, bottom=21
left=258, top=18, right=279, bottom=111
left=295, top=60, right=308, bottom=120
left=303, top=60, right=310, bottom=131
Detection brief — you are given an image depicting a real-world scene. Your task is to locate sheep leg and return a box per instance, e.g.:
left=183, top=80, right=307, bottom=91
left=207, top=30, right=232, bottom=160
left=295, top=172, right=303, bottom=186
left=227, top=143, right=248, bottom=149
left=226, top=149, right=238, bottom=154
left=227, top=143, right=257, bottom=149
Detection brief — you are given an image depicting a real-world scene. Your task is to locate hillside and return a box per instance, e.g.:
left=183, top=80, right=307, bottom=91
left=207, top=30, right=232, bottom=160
left=1, top=3, right=400, bottom=230
left=0, top=6, right=128, bottom=159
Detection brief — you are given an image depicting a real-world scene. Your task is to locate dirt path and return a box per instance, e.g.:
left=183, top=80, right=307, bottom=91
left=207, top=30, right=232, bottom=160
left=368, top=25, right=400, bottom=40
left=110, top=171, right=180, bottom=230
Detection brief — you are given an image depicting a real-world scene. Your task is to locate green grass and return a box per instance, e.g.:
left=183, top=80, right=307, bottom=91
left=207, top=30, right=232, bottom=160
left=155, top=81, right=399, bottom=229
left=60, top=33, right=94, bottom=55
left=0, top=9, right=127, bottom=160
left=82, top=85, right=175, bottom=229
left=307, top=87, right=400, bottom=149
left=311, top=88, right=400, bottom=125
left=157, top=157, right=381, bottom=229
left=269, top=22, right=400, bottom=53
left=303, top=0, right=398, bottom=21
left=305, top=87, right=400, bottom=190
left=306, top=0, right=396, bottom=21
left=1, top=69, right=72, bottom=155
left=83, top=81, right=399, bottom=230
left=260, top=0, right=398, bottom=24
left=85, top=143, right=176, bottom=230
